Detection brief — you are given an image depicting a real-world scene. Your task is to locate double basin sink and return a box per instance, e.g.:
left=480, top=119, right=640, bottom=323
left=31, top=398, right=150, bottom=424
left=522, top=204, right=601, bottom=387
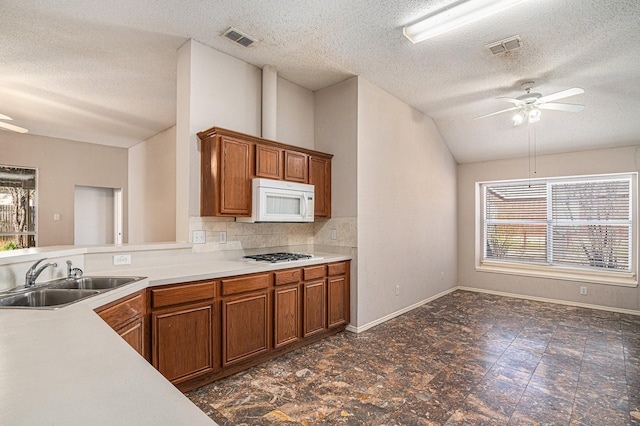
left=0, top=276, right=145, bottom=309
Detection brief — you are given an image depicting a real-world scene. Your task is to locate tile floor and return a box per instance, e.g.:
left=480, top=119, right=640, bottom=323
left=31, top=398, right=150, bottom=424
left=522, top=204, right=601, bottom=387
left=186, top=290, right=640, bottom=425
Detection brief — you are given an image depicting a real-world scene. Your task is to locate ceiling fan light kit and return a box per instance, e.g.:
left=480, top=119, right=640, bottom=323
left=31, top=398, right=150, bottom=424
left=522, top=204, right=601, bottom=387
left=403, top=0, right=532, bottom=43
left=475, top=82, right=585, bottom=125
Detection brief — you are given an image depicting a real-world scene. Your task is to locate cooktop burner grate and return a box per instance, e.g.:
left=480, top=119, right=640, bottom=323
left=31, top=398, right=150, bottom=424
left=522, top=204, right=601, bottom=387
left=243, top=252, right=314, bottom=263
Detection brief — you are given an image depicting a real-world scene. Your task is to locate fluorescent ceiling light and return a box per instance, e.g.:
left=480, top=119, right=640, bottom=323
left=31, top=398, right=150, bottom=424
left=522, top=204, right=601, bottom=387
left=403, top=0, right=532, bottom=44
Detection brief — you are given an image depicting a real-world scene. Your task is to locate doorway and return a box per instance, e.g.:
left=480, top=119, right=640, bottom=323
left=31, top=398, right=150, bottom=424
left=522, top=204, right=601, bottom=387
left=74, top=186, right=123, bottom=245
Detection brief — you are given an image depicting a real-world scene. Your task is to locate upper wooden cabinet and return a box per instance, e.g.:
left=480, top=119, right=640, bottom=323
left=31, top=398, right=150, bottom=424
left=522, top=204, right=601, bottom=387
left=284, top=150, right=307, bottom=183
left=309, top=156, right=331, bottom=218
left=255, top=145, right=282, bottom=180
left=198, top=127, right=332, bottom=218
left=200, top=133, right=253, bottom=216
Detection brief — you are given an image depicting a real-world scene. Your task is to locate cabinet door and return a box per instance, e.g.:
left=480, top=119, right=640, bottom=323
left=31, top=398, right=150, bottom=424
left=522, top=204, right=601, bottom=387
left=308, top=156, right=331, bottom=218
left=328, top=276, right=348, bottom=328
left=152, top=302, right=215, bottom=385
left=256, top=144, right=282, bottom=179
left=274, top=284, right=301, bottom=348
left=284, top=151, right=307, bottom=183
left=96, top=291, right=147, bottom=359
left=303, top=280, right=326, bottom=337
left=220, top=137, right=252, bottom=215
left=116, top=317, right=145, bottom=355
left=222, top=292, right=270, bottom=366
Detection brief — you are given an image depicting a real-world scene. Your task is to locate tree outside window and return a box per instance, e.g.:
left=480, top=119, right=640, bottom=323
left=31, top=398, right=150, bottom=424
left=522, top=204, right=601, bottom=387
left=0, top=166, right=36, bottom=250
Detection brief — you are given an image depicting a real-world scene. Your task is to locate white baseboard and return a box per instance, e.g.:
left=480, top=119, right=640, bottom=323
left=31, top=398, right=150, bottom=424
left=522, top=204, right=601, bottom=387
left=456, top=286, right=640, bottom=317
left=344, top=285, right=640, bottom=334
left=345, top=287, right=457, bottom=334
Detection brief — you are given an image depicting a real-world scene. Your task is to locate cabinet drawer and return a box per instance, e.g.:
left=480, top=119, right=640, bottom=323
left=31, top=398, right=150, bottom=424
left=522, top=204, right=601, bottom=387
left=97, top=291, right=145, bottom=330
left=221, top=274, right=270, bottom=296
left=150, top=281, right=215, bottom=309
left=303, top=265, right=326, bottom=281
left=328, top=262, right=347, bottom=276
left=274, top=269, right=301, bottom=286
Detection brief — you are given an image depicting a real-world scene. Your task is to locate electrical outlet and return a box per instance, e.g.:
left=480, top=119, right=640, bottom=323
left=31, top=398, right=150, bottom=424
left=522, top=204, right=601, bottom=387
left=113, top=254, right=131, bottom=266
left=192, top=230, right=206, bottom=244
left=330, top=229, right=337, bottom=240
left=580, top=286, right=588, bottom=295
left=219, top=231, right=227, bottom=244
left=395, top=285, right=400, bottom=296
left=441, top=272, right=445, bottom=280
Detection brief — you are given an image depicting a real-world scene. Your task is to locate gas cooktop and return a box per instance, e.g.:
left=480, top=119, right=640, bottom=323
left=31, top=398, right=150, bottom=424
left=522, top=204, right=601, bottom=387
left=242, top=252, right=316, bottom=263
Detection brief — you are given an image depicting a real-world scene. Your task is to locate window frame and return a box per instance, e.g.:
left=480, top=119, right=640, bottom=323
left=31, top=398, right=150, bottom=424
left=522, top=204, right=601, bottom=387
left=476, top=172, right=638, bottom=287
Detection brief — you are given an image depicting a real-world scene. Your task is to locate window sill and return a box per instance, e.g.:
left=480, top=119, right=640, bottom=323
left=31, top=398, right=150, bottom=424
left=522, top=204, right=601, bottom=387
left=476, top=262, right=638, bottom=288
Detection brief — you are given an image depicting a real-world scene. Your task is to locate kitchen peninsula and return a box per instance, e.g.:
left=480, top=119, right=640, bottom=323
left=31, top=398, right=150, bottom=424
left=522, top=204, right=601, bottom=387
left=0, top=243, right=351, bottom=425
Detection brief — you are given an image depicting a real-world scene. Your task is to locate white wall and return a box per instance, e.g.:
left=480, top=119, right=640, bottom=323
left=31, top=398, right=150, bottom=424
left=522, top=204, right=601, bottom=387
left=176, top=40, right=315, bottom=241
left=457, top=145, right=640, bottom=311
left=0, top=132, right=128, bottom=246
left=277, top=77, right=314, bottom=149
left=356, top=78, right=458, bottom=328
left=315, top=77, right=358, bottom=218
left=128, top=126, right=176, bottom=243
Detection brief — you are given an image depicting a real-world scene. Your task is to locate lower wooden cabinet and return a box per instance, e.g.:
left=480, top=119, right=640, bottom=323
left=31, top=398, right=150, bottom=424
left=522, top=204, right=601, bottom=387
left=149, top=280, right=216, bottom=386
left=274, top=283, right=301, bottom=348
left=151, top=301, right=215, bottom=384
left=97, top=260, right=349, bottom=392
left=95, top=290, right=147, bottom=360
left=327, top=261, right=350, bottom=328
left=222, top=291, right=270, bottom=366
left=303, top=279, right=327, bottom=337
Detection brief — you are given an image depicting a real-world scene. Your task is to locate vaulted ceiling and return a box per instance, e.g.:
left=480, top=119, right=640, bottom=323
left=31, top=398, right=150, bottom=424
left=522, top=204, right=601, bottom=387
left=1, top=0, right=639, bottom=163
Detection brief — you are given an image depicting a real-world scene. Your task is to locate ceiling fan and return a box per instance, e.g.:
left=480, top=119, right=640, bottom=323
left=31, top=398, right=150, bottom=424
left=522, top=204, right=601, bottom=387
left=0, top=113, right=28, bottom=133
left=474, top=82, right=585, bottom=125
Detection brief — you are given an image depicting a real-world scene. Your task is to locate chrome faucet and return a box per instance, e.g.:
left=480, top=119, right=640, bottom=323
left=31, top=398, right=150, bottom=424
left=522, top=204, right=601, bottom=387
left=25, top=258, right=58, bottom=288
left=66, top=260, right=83, bottom=279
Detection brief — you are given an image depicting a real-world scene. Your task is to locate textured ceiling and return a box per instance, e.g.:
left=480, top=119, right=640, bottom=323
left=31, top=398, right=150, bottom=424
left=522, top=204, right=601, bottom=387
left=1, top=0, right=639, bottom=162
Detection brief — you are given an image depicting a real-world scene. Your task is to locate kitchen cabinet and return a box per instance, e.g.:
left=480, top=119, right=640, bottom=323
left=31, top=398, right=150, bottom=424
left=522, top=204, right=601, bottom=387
left=149, top=281, right=216, bottom=385
left=220, top=274, right=271, bottom=367
left=309, top=155, right=331, bottom=218
left=96, top=290, right=147, bottom=360
left=284, top=150, right=307, bottom=183
left=273, top=268, right=302, bottom=348
left=200, top=132, right=253, bottom=216
left=302, top=265, right=327, bottom=337
left=198, top=127, right=332, bottom=219
left=255, top=144, right=282, bottom=180
left=327, top=262, right=350, bottom=328
left=141, top=258, right=349, bottom=392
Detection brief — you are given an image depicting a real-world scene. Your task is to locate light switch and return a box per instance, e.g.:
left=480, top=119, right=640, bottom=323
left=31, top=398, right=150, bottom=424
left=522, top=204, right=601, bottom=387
left=53, top=213, right=60, bottom=221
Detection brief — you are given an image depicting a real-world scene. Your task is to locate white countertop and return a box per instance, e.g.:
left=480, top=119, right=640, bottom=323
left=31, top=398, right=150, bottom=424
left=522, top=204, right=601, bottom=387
left=0, top=250, right=350, bottom=426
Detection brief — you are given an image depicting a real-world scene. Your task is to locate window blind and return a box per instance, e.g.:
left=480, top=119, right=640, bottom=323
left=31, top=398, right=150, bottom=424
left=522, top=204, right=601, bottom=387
left=482, top=176, right=633, bottom=273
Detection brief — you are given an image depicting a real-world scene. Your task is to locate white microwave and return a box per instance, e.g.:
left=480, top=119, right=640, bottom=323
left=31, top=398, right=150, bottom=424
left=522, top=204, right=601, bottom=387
left=236, top=178, right=314, bottom=223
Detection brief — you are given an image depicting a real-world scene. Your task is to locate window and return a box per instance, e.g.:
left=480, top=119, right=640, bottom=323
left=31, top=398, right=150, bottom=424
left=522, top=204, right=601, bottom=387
left=0, top=165, right=37, bottom=250
left=478, top=173, right=637, bottom=286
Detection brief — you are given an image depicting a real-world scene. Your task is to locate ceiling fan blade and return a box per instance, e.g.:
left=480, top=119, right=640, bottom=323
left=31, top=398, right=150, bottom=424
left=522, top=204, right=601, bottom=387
left=536, top=87, right=584, bottom=104
left=0, top=121, right=28, bottom=133
left=538, top=102, right=585, bottom=112
left=474, top=106, right=520, bottom=120
left=0, top=113, right=12, bottom=120
left=495, top=96, right=522, bottom=105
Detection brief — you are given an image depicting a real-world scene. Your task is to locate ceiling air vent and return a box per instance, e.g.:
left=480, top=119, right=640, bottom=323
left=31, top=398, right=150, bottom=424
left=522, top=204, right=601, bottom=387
left=486, top=35, right=522, bottom=55
left=222, top=27, right=256, bottom=47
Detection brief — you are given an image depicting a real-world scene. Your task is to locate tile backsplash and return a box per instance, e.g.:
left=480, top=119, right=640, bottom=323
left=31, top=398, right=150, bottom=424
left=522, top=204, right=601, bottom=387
left=189, top=216, right=356, bottom=252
